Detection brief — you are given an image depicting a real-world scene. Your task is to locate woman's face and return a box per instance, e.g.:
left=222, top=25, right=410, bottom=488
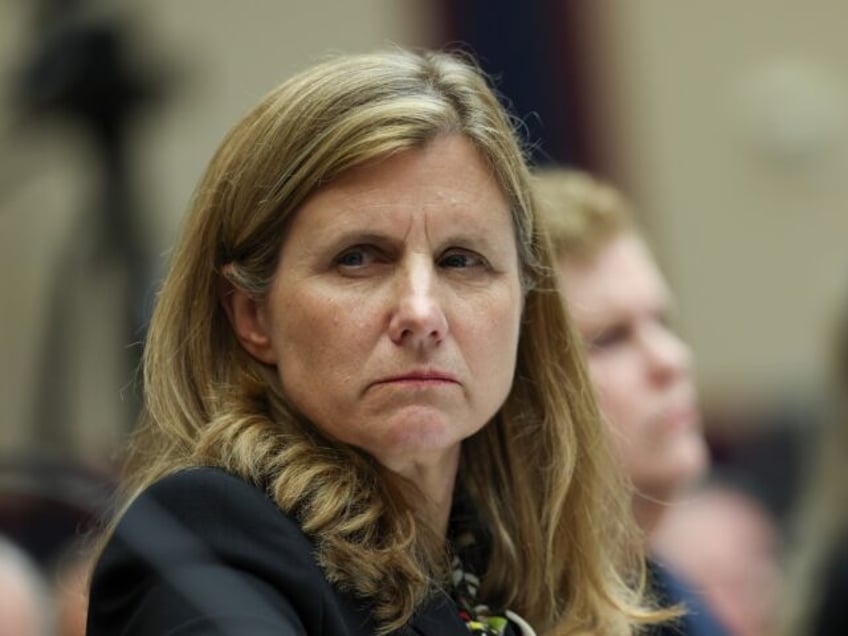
left=247, top=135, right=523, bottom=473
left=559, top=234, right=707, bottom=500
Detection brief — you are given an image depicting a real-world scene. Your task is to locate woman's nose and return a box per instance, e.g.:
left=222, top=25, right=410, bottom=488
left=387, top=258, right=449, bottom=348
left=644, top=324, right=692, bottom=382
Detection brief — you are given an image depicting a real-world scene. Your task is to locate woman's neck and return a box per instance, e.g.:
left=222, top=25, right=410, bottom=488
left=382, top=445, right=461, bottom=537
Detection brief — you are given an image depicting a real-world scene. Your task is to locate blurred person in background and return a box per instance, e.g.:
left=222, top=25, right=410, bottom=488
left=85, top=49, right=675, bottom=635
left=650, top=478, right=783, bottom=636
left=0, top=534, right=52, bottom=636
left=533, top=168, right=728, bottom=636
left=780, top=291, right=848, bottom=635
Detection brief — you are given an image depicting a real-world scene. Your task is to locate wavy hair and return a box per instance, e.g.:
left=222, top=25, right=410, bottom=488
left=109, top=48, right=662, bottom=634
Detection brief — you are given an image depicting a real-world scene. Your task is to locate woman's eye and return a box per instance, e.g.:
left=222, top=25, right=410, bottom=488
left=589, top=325, right=629, bottom=351
left=334, top=246, right=378, bottom=269
left=439, top=250, right=485, bottom=269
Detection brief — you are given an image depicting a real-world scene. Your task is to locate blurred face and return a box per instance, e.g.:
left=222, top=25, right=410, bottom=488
left=0, top=566, right=39, bottom=636
left=257, top=135, right=523, bottom=473
left=559, top=234, right=707, bottom=499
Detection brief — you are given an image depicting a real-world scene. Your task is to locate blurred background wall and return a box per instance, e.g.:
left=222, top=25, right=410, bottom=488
left=1, top=0, right=847, bottom=571
left=0, top=0, right=439, bottom=467
left=581, top=2, right=848, bottom=417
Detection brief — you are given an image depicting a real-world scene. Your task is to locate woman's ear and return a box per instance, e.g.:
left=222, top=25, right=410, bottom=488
left=218, top=266, right=277, bottom=364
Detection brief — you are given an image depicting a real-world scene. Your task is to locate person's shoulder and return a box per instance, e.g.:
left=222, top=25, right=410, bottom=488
left=143, top=466, right=272, bottom=510
left=91, top=467, right=358, bottom=634
left=146, top=465, right=267, bottom=500
left=117, top=466, right=308, bottom=552
left=647, top=557, right=730, bottom=636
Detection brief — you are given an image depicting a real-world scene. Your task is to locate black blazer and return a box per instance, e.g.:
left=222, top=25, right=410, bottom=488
left=87, top=467, right=473, bottom=635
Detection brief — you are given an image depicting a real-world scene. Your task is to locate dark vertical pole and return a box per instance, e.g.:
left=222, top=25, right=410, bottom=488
left=16, top=0, right=163, bottom=451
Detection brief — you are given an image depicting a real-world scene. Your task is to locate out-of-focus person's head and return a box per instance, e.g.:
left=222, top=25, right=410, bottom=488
left=0, top=535, right=51, bottom=636
left=534, top=168, right=709, bottom=528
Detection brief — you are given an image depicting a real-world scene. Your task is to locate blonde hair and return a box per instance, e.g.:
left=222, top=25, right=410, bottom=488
left=110, top=49, right=661, bottom=634
left=532, top=167, right=636, bottom=262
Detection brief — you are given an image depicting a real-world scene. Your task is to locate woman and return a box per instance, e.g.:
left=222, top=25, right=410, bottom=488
left=87, top=49, right=665, bottom=635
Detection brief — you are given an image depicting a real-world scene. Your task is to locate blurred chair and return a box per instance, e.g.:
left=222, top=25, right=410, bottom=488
left=0, top=454, right=115, bottom=635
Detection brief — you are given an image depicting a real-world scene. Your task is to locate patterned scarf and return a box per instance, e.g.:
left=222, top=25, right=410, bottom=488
left=448, top=509, right=536, bottom=636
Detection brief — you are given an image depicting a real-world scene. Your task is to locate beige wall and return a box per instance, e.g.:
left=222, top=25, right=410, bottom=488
left=582, top=2, right=848, bottom=412
left=4, top=2, right=845, bottom=463
left=0, top=1, right=437, bottom=462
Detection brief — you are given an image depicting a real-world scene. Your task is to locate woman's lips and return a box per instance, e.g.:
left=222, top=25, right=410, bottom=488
left=372, top=370, right=459, bottom=387
left=658, top=404, right=699, bottom=432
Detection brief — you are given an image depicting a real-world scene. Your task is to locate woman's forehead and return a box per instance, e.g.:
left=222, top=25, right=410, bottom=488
left=286, top=136, right=513, bottom=238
